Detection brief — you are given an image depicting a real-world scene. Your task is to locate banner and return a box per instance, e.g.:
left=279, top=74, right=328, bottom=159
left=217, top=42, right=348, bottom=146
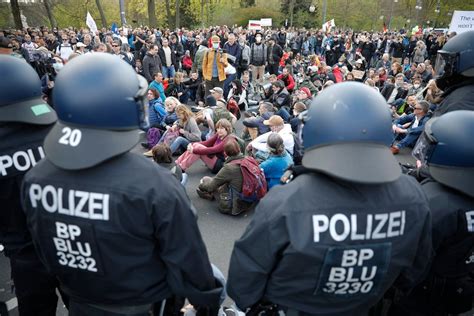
left=260, top=18, right=272, bottom=27
left=248, top=20, right=262, bottom=30
left=449, top=10, right=474, bottom=34
left=322, top=19, right=335, bottom=32
left=86, top=12, right=98, bottom=34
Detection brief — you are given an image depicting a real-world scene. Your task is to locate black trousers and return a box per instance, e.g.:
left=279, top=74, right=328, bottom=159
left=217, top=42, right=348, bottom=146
left=9, top=245, right=62, bottom=316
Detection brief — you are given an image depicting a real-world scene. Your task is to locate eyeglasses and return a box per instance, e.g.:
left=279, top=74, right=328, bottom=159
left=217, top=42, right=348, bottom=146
left=414, top=107, right=423, bottom=110
left=112, top=45, right=119, bottom=47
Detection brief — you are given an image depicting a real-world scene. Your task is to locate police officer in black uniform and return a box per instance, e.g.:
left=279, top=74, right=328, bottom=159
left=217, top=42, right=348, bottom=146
left=227, top=82, right=433, bottom=315
left=389, top=110, right=474, bottom=315
left=433, top=30, right=474, bottom=116
left=0, top=55, right=62, bottom=315
left=21, top=54, right=223, bottom=315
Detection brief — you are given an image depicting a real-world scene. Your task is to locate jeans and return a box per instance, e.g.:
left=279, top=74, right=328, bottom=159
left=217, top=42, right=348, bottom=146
left=170, top=136, right=190, bottom=154
left=162, top=65, right=176, bottom=79
left=223, top=73, right=237, bottom=99
left=276, top=107, right=291, bottom=122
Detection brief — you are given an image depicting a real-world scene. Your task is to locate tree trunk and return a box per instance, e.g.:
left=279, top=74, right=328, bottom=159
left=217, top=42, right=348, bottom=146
left=148, top=0, right=157, bottom=27
left=164, top=0, right=172, bottom=28
left=201, top=0, right=205, bottom=27
left=175, top=0, right=180, bottom=29
left=10, top=0, right=22, bottom=30
left=95, top=0, right=108, bottom=28
left=289, top=0, right=295, bottom=27
left=43, top=0, right=57, bottom=29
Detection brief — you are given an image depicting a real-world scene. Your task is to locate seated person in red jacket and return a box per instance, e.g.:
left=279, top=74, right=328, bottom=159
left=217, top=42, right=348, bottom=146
left=277, top=66, right=295, bottom=93
left=175, top=118, right=235, bottom=174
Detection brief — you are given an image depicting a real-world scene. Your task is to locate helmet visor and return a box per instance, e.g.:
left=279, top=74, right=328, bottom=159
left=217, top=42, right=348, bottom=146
left=434, top=51, right=458, bottom=78
left=412, top=120, right=437, bottom=164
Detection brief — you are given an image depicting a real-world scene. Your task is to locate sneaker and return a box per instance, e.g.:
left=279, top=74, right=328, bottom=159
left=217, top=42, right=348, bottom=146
left=181, top=172, right=188, bottom=186
left=141, top=142, right=149, bottom=149
left=143, top=150, right=153, bottom=157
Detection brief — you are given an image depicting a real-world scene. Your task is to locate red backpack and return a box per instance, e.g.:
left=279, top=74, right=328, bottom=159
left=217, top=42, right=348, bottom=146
left=230, top=156, right=267, bottom=202
left=227, top=97, right=241, bottom=120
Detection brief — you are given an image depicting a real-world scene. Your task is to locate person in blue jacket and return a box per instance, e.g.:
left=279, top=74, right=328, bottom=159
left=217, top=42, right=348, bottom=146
left=260, top=133, right=293, bottom=190
left=391, top=100, right=430, bottom=155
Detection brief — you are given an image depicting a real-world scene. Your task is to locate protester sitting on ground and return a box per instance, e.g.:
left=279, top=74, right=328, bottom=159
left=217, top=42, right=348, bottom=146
left=259, top=133, right=294, bottom=190
left=227, top=79, right=248, bottom=111
left=148, top=72, right=166, bottom=102
left=293, top=87, right=312, bottom=109
left=242, top=102, right=274, bottom=140
left=391, top=94, right=417, bottom=119
left=165, top=72, right=189, bottom=104
left=423, top=79, right=443, bottom=106
left=145, top=104, right=201, bottom=157
left=176, top=118, right=235, bottom=175
left=147, top=88, right=167, bottom=129
left=247, top=115, right=294, bottom=161
left=290, top=102, right=307, bottom=133
left=184, top=71, right=201, bottom=104
left=202, top=94, right=237, bottom=139
left=277, top=66, right=296, bottom=93
left=161, top=96, right=179, bottom=128
left=151, top=143, right=185, bottom=185
left=269, top=80, right=291, bottom=122
left=391, top=100, right=431, bottom=154
left=381, top=73, right=408, bottom=105
left=196, top=139, right=254, bottom=216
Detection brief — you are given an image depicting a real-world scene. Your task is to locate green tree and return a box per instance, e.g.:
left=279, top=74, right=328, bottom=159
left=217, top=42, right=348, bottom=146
left=240, top=0, right=256, bottom=7
left=10, top=0, right=22, bottom=29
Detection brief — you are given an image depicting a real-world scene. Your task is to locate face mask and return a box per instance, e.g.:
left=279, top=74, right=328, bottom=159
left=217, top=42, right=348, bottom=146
left=256, top=37, right=262, bottom=43
left=414, top=84, right=420, bottom=89
left=212, top=43, right=219, bottom=49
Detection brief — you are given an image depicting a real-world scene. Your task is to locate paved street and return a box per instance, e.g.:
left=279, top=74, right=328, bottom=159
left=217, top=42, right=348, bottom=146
left=0, top=124, right=440, bottom=316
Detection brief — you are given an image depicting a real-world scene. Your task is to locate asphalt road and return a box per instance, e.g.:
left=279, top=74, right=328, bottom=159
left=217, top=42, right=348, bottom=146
left=0, top=123, right=438, bottom=316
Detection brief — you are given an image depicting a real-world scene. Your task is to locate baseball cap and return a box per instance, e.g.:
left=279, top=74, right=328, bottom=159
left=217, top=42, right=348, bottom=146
left=210, top=87, right=224, bottom=95
left=263, top=115, right=284, bottom=126
left=298, top=87, right=312, bottom=98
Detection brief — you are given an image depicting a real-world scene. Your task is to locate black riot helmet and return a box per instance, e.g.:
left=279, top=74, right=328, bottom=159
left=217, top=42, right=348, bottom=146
left=43, top=53, right=148, bottom=170
left=434, top=30, right=474, bottom=90
left=0, top=55, right=57, bottom=125
left=412, top=110, right=474, bottom=197
left=302, top=82, right=401, bottom=184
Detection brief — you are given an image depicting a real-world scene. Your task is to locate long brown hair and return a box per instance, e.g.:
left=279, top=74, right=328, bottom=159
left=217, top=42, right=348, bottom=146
left=175, top=104, right=193, bottom=124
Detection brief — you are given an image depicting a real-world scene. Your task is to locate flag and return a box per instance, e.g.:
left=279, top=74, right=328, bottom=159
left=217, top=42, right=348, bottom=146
left=383, top=22, right=388, bottom=33
left=322, top=19, right=335, bottom=32
left=86, top=12, right=98, bottom=34
left=111, top=22, right=119, bottom=34
left=411, top=25, right=423, bottom=35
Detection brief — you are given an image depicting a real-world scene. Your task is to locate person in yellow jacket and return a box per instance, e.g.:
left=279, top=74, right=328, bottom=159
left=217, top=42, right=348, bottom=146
left=202, top=35, right=228, bottom=98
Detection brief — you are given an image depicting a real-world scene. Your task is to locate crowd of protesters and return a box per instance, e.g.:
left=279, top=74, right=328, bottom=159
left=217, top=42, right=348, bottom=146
left=0, top=23, right=455, bottom=215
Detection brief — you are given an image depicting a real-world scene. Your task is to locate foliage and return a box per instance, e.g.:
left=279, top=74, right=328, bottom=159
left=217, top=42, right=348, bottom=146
left=1, top=0, right=474, bottom=30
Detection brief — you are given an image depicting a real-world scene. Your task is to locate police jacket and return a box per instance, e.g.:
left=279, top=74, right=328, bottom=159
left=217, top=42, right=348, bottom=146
left=227, top=172, right=433, bottom=316
left=21, top=152, right=222, bottom=307
left=433, top=80, right=474, bottom=117
left=422, top=180, right=474, bottom=279
left=0, top=123, right=51, bottom=256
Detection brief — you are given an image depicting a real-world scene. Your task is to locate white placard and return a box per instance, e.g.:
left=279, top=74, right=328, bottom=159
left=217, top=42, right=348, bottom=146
left=260, top=18, right=272, bottom=27
left=449, top=11, right=474, bottom=34
left=249, top=20, right=262, bottom=30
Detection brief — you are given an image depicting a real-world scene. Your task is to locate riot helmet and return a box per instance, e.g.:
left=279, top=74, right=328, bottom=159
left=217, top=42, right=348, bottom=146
left=0, top=55, right=57, bottom=125
left=434, top=30, right=474, bottom=90
left=44, top=53, right=148, bottom=170
left=302, top=82, right=400, bottom=184
left=412, top=110, right=474, bottom=197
